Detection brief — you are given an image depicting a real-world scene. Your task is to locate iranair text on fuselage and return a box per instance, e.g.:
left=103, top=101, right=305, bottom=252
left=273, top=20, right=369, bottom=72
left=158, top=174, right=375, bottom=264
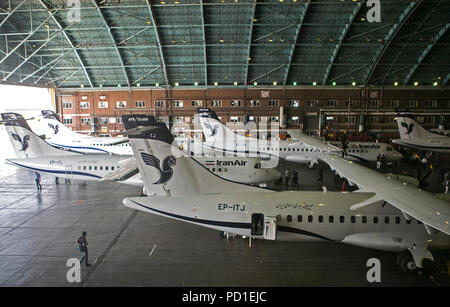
left=216, top=159, right=248, bottom=166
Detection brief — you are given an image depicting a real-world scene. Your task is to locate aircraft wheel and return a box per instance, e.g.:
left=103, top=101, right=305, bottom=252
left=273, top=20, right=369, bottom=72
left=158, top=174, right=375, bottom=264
left=399, top=253, right=417, bottom=272
left=396, top=251, right=409, bottom=267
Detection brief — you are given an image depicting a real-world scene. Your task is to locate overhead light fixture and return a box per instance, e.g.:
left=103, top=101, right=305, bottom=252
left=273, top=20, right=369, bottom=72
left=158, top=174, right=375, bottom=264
left=146, top=19, right=151, bottom=24
left=118, top=84, right=121, bottom=88
left=433, top=81, right=438, bottom=87
left=273, top=81, right=277, bottom=86
left=248, top=57, right=251, bottom=61
left=214, top=82, right=218, bottom=86
left=352, top=82, right=356, bottom=86
left=394, top=82, right=398, bottom=86
left=155, top=82, right=159, bottom=86
left=194, top=82, right=198, bottom=86
left=313, top=81, right=317, bottom=86
left=253, top=82, right=258, bottom=86
left=234, top=81, right=238, bottom=86
left=175, top=82, right=179, bottom=86
left=293, top=81, right=297, bottom=86
left=80, top=84, right=84, bottom=88
left=99, top=84, right=103, bottom=88
left=332, top=82, right=336, bottom=86
left=136, top=83, right=141, bottom=87
left=414, top=81, right=419, bottom=86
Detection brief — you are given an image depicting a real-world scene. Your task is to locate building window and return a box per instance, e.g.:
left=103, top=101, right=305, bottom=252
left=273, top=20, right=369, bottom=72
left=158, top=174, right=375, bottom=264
left=289, top=116, right=299, bottom=124
left=99, top=118, right=108, bottom=124
left=80, top=101, right=90, bottom=109
left=172, top=100, right=183, bottom=107
left=98, top=101, right=108, bottom=108
left=191, top=100, right=202, bottom=107
left=62, top=117, right=72, bottom=125
left=136, top=101, right=146, bottom=108
left=268, top=100, right=279, bottom=107
left=423, top=116, right=435, bottom=124
left=231, top=100, right=241, bottom=107
left=369, top=116, right=378, bottom=124
left=269, top=116, right=279, bottom=123
left=116, top=101, right=127, bottom=108
left=307, top=100, right=318, bottom=107
left=424, top=100, right=437, bottom=108
left=62, top=102, right=72, bottom=109
left=116, top=117, right=123, bottom=124
left=211, top=100, right=222, bottom=107
left=327, top=100, right=338, bottom=107
left=249, top=100, right=260, bottom=107
left=230, top=116, right=241, bottom=123
left=388, top=100, right=399, bottom=108
left=408, top=100, right=418, bottom=107
left=81, top=118, right=91, bottom=125
left=369, top=100, right=380, bottom=108
left=289, top=100, right=299, bottom=107
left=174, top=116, right=184, bottom=123
left=345, top=100, right=356, bottom=107
left=155, top=100, right=164, bottom=108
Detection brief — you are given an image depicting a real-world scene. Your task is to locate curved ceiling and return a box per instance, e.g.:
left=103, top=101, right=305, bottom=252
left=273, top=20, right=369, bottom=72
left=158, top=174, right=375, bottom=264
left=0, top=0, right=448, bottom=89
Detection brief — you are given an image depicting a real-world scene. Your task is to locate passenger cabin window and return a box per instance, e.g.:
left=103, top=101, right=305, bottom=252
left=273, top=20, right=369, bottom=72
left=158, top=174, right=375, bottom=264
left=308, top=215, right=313, bottom=223
left=362, top=216, right=367, bottom=224
left=287, top=215, right=292, bottom=222
left=385, top=216, right=390, bottom=224
left=276, top=215, right=282, bottom=223
left=395, top=216, right=401, bottom=224
left=339, top=216, right=345, bottom=223
left=318, top=216, right=323, bottom=223
left=297, top=215, right=302, bottom=222
left=329, top=216, right=334, bottom=223
left=351, top=216, right=356, bottom=223
left=373, top=216, right=378, bottom=224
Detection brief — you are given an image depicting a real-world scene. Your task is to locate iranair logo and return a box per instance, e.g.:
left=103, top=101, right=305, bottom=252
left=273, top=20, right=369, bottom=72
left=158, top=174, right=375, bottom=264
left=48, top=123, right=59, bottom=135
left=204, top=122, right=219, bottom=137
left=140, top=152, right=176, bottom=184
left=11, top=133, right=30, bottom=151
left=401, top=121, right=414, bottom=135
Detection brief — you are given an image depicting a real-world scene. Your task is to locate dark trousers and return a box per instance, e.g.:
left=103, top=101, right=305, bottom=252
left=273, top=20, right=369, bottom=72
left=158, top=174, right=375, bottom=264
left=35, top=179, right=42, bottom=190
left=80, top=248, right=89, bottom=265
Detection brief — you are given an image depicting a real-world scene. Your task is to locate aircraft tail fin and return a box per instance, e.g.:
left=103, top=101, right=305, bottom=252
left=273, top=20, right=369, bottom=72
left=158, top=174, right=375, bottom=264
left=197, top=108, right=247, bottom=146
left=123, top=114, right=263, bottom=196
left=31, top=114, right=81, bottom=140
left=396, top=116, right=435, bottom=139
left=1, top=112, right=75, bottom=158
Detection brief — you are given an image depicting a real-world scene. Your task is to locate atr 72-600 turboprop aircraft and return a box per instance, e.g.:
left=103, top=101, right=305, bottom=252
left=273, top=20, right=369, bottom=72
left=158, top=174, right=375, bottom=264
left=328, top=141, right=403, bottom=163
left=197, top=108, right=340, bottom=166
left=122, top=114, right=450, bottom=272
left=1, top=113, right=280, bottom=188
left=27, top=110, right=133, bottom=155
left=393, top=115, right=450, bottom=153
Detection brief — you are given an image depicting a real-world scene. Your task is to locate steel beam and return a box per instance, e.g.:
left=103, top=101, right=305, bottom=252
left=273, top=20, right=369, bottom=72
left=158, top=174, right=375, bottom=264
left=200, top=0, right=208, bottom=86
left=92, top=0, right=130, bottom=88
left=249, top=64, right=285, bottom=83
left=146, top=0, right=169, bottom=87
left=363, top=0, right=424, bottom=85
left=244, top=0, right=257, bottom=86
left=322, top=2, right=362, bottom=85
left=403, top=23, right=449, bottom=85
left=0, top=0, right=26, bottom=28
left=282, top=0, right=310, bottom=87
left=38, top=0, right=93, bottom=88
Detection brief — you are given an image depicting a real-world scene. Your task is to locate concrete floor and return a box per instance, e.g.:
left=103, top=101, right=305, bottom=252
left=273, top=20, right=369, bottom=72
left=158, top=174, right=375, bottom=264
left=0, top=158, right=449, bottom=287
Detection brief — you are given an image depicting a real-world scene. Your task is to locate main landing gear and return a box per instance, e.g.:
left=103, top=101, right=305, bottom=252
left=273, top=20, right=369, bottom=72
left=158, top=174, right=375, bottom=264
left=396, top=251, right=417, bottom=272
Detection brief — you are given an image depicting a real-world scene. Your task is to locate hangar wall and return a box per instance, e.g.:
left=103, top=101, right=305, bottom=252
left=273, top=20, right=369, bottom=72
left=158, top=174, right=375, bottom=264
left=56, top=87, right=450, bottom=141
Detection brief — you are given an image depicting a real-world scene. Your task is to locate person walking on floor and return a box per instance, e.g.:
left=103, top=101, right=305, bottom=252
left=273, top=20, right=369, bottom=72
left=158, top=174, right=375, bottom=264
left=34, top=172, right=42, bottom=191
left=77, top=231, right=91, bottom=267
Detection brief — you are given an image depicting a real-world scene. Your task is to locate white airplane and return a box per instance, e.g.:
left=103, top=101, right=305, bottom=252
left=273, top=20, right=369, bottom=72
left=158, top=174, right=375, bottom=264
left=393, top=116, right=450, bottom=153
left=27, top=110, right=133, bottom=155
left=1, top=113, right=279, bottom=189
left=197, top=108, right=340, bottom=166
left=328, top=141, right=403, bottom=163
left=122, top=114, right=450, bottom=272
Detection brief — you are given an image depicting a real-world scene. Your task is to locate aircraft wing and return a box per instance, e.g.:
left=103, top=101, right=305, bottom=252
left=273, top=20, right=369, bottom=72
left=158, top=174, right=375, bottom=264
left=101, top=157, right=139, bottom=182
left=288, top=131, right=341, bottom=153
left=319, top=153, right=450, bottom=235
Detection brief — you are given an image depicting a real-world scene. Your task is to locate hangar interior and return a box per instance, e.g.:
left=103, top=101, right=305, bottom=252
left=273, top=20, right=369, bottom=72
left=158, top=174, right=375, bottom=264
left=0, top=0, right=449, bottom=287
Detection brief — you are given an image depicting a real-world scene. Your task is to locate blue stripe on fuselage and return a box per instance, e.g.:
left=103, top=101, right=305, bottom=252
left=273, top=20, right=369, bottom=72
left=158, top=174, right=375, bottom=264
left=48, top=142, right=111, bottom=154
left=6, top=160, right=101, bottom=179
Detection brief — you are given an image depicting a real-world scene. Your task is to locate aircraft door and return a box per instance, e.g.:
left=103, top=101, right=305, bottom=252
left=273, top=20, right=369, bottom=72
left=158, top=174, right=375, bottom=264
left=251, top=213, right=277, bottom=240
left=65, top=165, right=73, bottom=180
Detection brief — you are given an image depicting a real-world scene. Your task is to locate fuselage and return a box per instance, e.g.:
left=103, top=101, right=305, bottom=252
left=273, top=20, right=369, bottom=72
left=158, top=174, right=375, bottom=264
left=125, top=191, right=450, bottom=252
left=392, top=137, right=450, bottom=154
left=46, top=137, right=133, bottom=155
left=330, top=142, right=403, bottom=162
